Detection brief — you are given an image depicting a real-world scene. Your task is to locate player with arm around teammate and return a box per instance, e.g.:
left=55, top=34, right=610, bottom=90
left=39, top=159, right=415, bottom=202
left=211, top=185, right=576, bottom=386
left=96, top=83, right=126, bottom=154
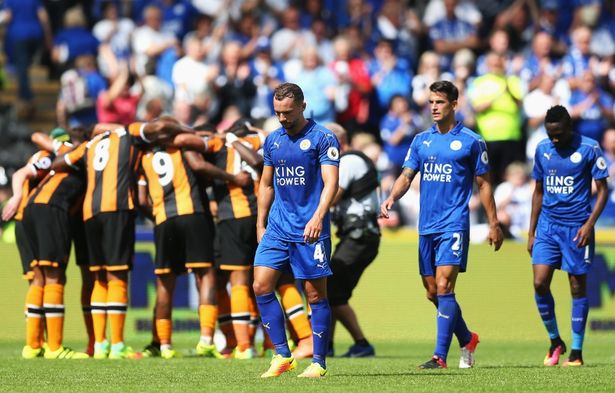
left=381, top=80, right=503, bottom=369
left=527, top=105, right=608, bottom=367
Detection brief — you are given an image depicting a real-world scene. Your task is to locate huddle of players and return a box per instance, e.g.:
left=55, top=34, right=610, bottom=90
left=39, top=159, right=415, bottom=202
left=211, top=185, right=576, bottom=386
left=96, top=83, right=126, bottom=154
left=5, top=118, right=315, bottom=360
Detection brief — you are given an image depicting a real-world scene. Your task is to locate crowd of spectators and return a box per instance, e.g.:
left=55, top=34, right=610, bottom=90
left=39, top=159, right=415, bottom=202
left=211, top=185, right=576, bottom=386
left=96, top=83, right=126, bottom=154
left=1, top=0, right=615, bottom=234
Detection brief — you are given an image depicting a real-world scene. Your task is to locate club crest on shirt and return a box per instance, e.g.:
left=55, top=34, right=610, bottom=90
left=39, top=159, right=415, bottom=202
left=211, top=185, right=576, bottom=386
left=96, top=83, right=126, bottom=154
left=570, top=152, right=582, bottom=164
left=481, top=151, right=489, bottom=164
left=597, top=156, right=607, bottom=170
left=450, top=140, right=462, bottom=151
left=300, top=139, right=311, bottom=151
left=327, top=146, right=340, bottom=160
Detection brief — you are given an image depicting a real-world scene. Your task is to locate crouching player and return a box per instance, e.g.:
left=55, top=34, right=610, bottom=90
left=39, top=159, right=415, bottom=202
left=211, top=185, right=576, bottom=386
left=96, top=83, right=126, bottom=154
left=528, top=105, right=608, bottom=367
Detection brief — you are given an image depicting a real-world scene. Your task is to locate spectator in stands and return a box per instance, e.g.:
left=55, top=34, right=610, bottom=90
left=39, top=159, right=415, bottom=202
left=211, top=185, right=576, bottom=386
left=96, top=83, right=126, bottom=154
left=286, top=46, right=337, bottom=124
left=96, top=68, right=141, bottom=124
left=372, top=0, right=419, bottom=68
left=562, top=26, right=599, bottom=90
left=329, top=35, right=372, bottom=137
left=51, top=6, right=100, bottom=70
left=249, top=38, right=284, bottom=121
left=412, top=51, right=445, bottom=125
left=183, top=13, right=225, bottom=64
left=470, top=52, right=524, bottom=184
left=476, top=28, right=523, bottom=77
left=172, top=36, right=218, bottom=125
left=368, top=39, right=412, bottom=121
left=132, top=5, right=178, bottom=77
left=56, top=54, right=107, bottom=128
left=270, top=6, right=316, bottom=61
left=523, top=74, right=558, bottom=161
left=310, top=18, right=335, bottom=65
left=2, top=0, right=52, bottom=119
left=597, top=127, right=615, bottom=226
left=494, top=162, right=532, bottom=239
left=92, top=0, right=135, bottom=79
left=450, top=49, right=476, bottom=129
left=520, top=32, right=562, bottom=92
left=154, top=0, right=197, bottom=40
left=422, top=0, right=482, bottom=28
left=429, top=0, right=479, bottom=72
left=379, top=94, right=419, bottom=176
left=568, top=70, right=614, bottom=143
left=214, top=41, right=256, bottom=123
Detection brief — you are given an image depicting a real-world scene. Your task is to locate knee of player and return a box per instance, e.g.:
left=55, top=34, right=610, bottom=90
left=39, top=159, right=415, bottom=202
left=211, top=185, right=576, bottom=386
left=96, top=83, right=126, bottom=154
left=569, top=281, right=586, bottom=298
left=425, top=290, right=438, bottom=305
left=435, top=279, right=453, bottom=295
left=533, top=279, right=550, bottom=295
left=252, top=280, right=273, bottom=296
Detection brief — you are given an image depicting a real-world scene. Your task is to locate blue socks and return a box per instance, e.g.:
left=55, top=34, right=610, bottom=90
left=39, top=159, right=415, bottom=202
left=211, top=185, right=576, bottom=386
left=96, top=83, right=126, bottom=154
left=535, top=292, right=560, bottom=339
left=571, top=297, right=589, bottom=350
left=434, top=293, right=459, bottom=361
left=454, top=306, right=473, bottom=348
left=255, top=292, right=291, bottom=358
left=310, top=299, right=331, bottom=369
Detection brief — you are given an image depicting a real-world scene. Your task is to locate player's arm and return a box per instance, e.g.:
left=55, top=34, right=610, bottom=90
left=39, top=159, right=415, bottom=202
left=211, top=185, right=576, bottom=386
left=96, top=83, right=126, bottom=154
left=304, top=164, right=339, bottom=244
left=256, top=165, right=274, bottom=243
left=141, top=119, right=194, bottom=143
left=1, top=165, right=37, bottom=221
left=380, top=167, right=417, bottom=218
left=137, top=178, right=154, bottom=222
left=182, top=150, right=250, bottom=187
left=31, top=132, right=54, bottom=153
left=168, top=133, right=207, bottom=151
left=226, top=133, right=264, bottom=172
left=527, top=180, right=544, bottom=256
left=575, top=178, right=608, bottom=248
left=475, top=173, right=504, bottom=251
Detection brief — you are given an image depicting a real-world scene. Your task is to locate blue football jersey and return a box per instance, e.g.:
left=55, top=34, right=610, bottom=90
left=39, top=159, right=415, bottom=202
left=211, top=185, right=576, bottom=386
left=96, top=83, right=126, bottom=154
left=532, top=134, right=608, bottom=224
left=403, top=122, right=489, bottom=234
left=263, top=120, right=340, bottom=242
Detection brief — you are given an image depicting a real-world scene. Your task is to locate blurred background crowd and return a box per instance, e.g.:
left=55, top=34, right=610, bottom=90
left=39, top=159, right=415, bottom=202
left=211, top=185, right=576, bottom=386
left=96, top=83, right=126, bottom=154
left=0, top=0, right=615, bottom=235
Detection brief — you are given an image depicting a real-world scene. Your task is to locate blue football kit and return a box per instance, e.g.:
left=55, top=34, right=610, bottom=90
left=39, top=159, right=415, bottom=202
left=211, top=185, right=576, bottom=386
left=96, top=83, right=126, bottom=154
left=532, top=134, right=608, bottom=274
left=254, top=119, right=340, bottom=279
left=403, top=122, right=489, bottom=275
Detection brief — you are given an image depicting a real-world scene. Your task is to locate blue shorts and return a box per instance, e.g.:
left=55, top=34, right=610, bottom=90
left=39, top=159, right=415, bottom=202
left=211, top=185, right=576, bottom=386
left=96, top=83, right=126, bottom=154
left=254, top=232, right=333, bottom=279
left=419, top=231, right=469, bottom=276
left=532, top=217, right=594, bottom=275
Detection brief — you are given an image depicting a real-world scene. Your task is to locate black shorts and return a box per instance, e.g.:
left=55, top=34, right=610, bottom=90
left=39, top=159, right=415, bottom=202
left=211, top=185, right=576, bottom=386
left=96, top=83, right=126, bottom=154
left=70, top=213, right=89, bottom=267
left=15, top=220, right=35, bottom=279
left=22, top=204, right=71, bottom=269
left=84, top=211, right=135, bottom=272
left=327, top=234, right=380, bottom=306
left=154, top=213, right=215, bottom=275
left=215, top=216, right=257, bottom=271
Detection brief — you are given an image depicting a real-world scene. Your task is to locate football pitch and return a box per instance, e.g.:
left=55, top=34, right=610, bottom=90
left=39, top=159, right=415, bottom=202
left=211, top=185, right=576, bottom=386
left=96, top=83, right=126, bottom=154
left=1, top=233, right=614, bottom=392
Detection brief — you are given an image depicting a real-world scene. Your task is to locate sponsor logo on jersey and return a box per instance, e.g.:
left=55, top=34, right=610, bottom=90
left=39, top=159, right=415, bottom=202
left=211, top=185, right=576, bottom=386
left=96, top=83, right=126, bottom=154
left=545, top=175, right=574, bottom=194
left=422, top=161, right=453, bottom=183
left=275, top=165, right=306, bottom=186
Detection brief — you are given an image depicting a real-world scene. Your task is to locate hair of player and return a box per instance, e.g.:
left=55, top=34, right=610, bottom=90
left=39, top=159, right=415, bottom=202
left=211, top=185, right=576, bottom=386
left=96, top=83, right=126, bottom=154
left=545, top=105, right=571, bottom=125
left=273, top=83, right=304, bottom=104
left=193, top=123, right=217, bottom=133
left=69, top=126, right=92, bottom=143
left=429, top=80, right=459, bottom=102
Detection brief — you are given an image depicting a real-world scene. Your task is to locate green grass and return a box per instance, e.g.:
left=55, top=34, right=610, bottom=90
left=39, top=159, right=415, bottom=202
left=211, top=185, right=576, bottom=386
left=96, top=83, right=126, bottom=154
left=1, top=233, right=615, bottom=392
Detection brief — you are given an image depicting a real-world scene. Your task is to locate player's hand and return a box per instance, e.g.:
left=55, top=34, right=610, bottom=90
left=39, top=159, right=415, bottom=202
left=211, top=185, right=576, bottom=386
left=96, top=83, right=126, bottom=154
left=256, top=225, right=266, bottom=243
left=573, top=223, right=593, bottom=248
left=232, top=171, right=251, bottom=188
left=487, top=223, right=504, bottom=251
left=303, top=216, right=323, bottom=244
left=527, top=233, right=535, bottom=256
left=1, top=196, right=20, bottom=222
left=380, top=198, right=394, bottom=219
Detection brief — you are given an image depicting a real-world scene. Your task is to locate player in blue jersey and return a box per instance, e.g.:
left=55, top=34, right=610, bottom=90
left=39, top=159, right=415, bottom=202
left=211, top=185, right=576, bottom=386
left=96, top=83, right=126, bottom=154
left=254, top=83, right=340, bottom=378
left=381, top=81, right=503, bottom=369
left=528, top=105, right=608, bottom=367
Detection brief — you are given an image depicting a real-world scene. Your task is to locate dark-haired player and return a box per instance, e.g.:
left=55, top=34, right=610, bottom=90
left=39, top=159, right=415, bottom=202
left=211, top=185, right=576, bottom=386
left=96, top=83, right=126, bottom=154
left=528, top=105, right=608, bottom=367
left=382, top=80, right=503, bottom=369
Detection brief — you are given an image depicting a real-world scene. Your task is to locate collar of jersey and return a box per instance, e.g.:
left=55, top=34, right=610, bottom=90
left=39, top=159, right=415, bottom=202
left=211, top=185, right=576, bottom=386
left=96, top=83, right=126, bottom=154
left=430, top=121, right=463, bottom=135
left=280, top=119, right=315, bottom=138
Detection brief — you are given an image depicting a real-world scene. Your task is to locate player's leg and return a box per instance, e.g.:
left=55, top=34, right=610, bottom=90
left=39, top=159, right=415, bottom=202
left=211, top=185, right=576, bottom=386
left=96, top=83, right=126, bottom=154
left=106, top=269, right=135, bottom=359
left=278, top=273, right=312, bottom=359
left=565, top=273, right=588, bottom=366
left=229, top=269, right=255, bottom=358
left=79, top=266, right=95, bottom=356
left=533, top=264, right=566, bottom=365
left=419, top=264, right=460, bottom=369
left=23, top=266, right=45, bottom=358
left=154, top=272, right=177, bottom=359
left=215, top=272, right=236, bottom=357
left=299, top=277, right=330, bottom=378
left=194, top=267, right=222, bottom=358
left=421, top=275, right=475, bottom=368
